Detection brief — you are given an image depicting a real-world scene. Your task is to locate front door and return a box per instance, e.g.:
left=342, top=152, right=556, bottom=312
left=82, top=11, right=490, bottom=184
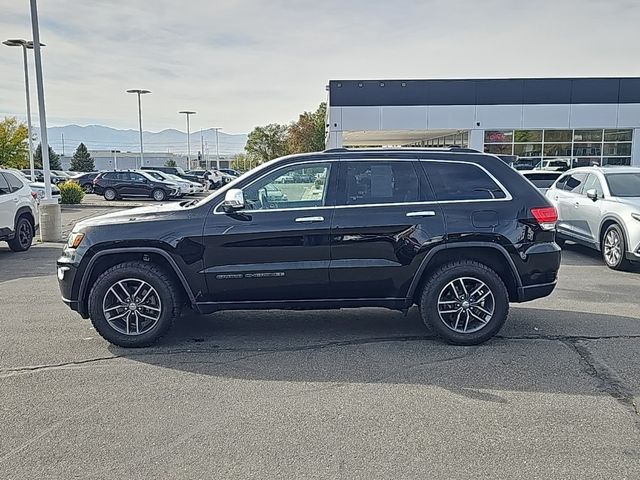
left=0, top=174, right=15, bottom=233
left=124, top=172, right=152, bottom=197
left=201, top=161, right=335, bottom=303
left=573, top=173, right=605, bottom=245
left=329, top=159, right=445, bottom=299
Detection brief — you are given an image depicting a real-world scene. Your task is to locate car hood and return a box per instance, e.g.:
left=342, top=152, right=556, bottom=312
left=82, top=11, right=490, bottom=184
left=73, top=202, right=186, bottom=230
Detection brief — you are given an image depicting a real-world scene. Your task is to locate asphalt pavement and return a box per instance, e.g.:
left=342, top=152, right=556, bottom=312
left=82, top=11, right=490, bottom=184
left=0, top=210, right=639, bottom=479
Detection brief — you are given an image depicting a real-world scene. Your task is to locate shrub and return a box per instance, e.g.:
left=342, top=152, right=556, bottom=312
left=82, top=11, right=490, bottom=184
left=59, top=181, right=85, bottom=204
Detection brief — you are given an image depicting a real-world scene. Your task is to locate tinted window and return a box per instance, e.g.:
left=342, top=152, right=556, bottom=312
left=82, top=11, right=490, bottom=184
left=130, top=173, right=147, bottom=183
left=423, top=161, right=507, bottom=201
left=146, top=172, right=164, bottom=181
left=3, top=173, right=25, bottom=192
left=562, top=173, right=588, bottom=193
left=555, top=175, right=568, bottom=190
left=523, top=172, right=561, bottom=189
left=0, top=174, right=10, bottom=195
left=345, top=161, right=419, bottom=205
left=606, top=173, right=640, bottom=197
left=582, top=174, right=604, bottom=198
left=243, top=162, right=331, bottom=210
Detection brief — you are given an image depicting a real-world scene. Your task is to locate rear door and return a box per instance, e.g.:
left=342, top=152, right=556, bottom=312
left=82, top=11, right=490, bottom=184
left=556, top=172, right=588, bottom=238
left=329, top=159, right=445, bottom=300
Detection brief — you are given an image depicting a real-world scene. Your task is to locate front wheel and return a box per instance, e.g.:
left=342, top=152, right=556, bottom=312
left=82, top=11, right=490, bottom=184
left=602, top=224, right=630, bottom=270
left=419, top=260, right=509, bottom=345
left=88, top=261, right=181, bottom=347
left=152, top=189, right=166, bottom=201
left=8, top=216, right=33, bottom=252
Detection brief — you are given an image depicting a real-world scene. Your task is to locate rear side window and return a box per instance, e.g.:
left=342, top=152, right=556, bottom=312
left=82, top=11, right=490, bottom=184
left=345, top=161, right=420, bottom=205
left=3, top=173, right=25, bottom=192
left=562, top=173, right=587, bottom=193
left=0, top=174, right=10, bottom=195
left=422, top=161, right=507, bottom=201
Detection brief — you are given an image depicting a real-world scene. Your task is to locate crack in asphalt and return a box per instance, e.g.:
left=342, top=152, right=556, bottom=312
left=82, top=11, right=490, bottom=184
left=561, top=338, right=639, bottom=426
left=1, top=333, right=639, bottom=378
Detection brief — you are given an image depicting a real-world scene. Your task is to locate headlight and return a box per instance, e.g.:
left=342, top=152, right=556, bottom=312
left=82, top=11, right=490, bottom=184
left=632, top=213, right=640, bottom=222
left=67, top=232, right=85, bottom=249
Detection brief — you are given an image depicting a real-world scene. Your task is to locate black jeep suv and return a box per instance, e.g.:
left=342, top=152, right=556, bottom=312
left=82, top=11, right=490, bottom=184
left=57, top=148, right=561, bottom=347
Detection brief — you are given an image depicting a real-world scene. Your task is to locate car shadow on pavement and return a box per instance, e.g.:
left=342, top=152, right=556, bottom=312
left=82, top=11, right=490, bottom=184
left=109, top=306, right=640, bottom=399
left=561, top=241, right=640, bottom=272
left=0, top=244, right=60, bottom=282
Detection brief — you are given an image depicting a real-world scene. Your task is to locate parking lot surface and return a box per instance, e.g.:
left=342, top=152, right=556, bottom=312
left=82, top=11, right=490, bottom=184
left=1, top=210, right=639, bottom=479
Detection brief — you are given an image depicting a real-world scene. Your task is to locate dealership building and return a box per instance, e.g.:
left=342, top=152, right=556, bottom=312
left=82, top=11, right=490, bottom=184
left=326, top=77, right=640, bottom=168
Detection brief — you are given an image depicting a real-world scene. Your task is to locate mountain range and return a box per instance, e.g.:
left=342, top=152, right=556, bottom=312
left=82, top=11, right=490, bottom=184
left=41, top=124, right=247, bottom=157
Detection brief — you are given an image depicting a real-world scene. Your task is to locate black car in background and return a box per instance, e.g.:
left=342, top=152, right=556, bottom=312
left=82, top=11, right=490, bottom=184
left=140, top=166, right=202, bottom=184
left=92, top=170, right=180, bottom=201
left=59, top=147, right=561, bottom=348
left=70, top=172, right=100, bottom=192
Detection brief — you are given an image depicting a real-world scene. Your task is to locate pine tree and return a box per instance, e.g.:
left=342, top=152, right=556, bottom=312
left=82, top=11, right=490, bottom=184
left=34, top=143, right=62, bottom=170
left=70, top=143, right=94, bottom=171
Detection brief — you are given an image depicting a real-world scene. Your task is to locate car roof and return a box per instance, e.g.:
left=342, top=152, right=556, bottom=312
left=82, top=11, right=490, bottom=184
left=519, top=170, right=562, bottom=175
left=562, top=166, right=640, bottom=175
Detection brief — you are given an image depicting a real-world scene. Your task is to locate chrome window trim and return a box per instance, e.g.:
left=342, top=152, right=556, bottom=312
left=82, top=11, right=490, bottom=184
left=213, top=156, right=513, bottom=215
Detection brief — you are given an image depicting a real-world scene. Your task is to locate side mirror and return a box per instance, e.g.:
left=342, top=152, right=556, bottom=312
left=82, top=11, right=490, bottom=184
left=586, top=188, right=598, bottom=201
left=221, top=188, right=245, bottom=212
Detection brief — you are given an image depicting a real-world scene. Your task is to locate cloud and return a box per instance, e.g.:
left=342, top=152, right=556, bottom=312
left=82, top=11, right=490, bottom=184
left=1, top=0, right=639, bottom=136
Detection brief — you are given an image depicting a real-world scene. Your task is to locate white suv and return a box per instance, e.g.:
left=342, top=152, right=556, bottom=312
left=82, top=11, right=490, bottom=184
left=0, top=168, right=39, bottom=252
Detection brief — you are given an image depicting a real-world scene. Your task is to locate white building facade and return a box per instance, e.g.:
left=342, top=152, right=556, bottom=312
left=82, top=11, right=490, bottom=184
left=326, top=77, right=640, bottom=168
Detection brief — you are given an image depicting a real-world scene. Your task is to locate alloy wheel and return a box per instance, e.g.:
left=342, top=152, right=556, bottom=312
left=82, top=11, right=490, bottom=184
left=437, top=277, right=495, bottom=334
left=604, top=230, right=622, bottom=266
left=18, top=220, right=32, bottom=248
left=102, top=278, right=162, bottom=336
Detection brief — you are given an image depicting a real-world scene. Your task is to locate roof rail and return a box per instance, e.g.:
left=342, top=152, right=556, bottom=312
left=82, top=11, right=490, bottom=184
left=323, top=146, right=481, bottom=153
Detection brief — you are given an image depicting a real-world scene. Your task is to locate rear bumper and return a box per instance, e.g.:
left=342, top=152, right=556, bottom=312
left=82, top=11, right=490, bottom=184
left=516, top=281, right=557, bottom=302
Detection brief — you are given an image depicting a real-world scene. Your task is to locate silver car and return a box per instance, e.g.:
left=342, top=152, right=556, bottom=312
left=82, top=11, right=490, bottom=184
left=545, top=166, right=640, bottom=270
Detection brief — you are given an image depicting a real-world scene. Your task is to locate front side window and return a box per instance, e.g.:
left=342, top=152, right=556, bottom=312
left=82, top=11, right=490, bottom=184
left=423, top=161, right=507, bottom=201
left=606, top=173, right=640, bottom=197
left=582, top=174, right=604, bottom=198
left=562, top=173, right=588, bottom=193
left=243, top=162, right=330, bottom=210
left=345, top=161, right=419, bottom=205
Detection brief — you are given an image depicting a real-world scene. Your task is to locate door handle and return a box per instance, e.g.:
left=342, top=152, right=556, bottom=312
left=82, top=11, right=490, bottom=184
left=295, top=216, right=324, bottom=223
left=406, top=211, right=436, bottom=217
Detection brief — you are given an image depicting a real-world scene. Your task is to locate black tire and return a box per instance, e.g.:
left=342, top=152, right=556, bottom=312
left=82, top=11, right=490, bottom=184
left=82, top=183, right=93, bottom=193
left=419, top=260, right=509, bottom=345
left=152, top=189, right=166, bottom=201
left=7, top=215, right=34, bottom=252
left=602, top=224, right=630, bottom=271
left=88, top=261, right=181, bottom=347
left=104, top=188, right=117, bottom=201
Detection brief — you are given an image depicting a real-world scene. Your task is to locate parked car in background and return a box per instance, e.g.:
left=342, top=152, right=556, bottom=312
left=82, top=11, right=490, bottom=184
left=0, top=168, right=39, bottom=252
left=520, top=170, right=563, bottom=194
left=22, top=169, right=67, bottom=184
left=546, top=166, right=640, bottom=270
left=144, top=170, right=204, bottom=196
left=58, top=147, right=560, bottom=347
left=534, top=159, right=571, bottom=172
left=93, top=170, right=180, bottom=201
left=140, top=166, right=202, bottom=184
left=219, top=168, right=240, bottom=177
left=7, top=168, right=61, bottom=202
left=70, top=172, right=100, bottom=193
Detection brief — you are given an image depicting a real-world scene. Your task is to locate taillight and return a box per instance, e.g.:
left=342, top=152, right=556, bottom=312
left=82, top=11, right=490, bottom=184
left=531, top=206, right=558, bottom=231
left=31, top=192, right=38, bottom=200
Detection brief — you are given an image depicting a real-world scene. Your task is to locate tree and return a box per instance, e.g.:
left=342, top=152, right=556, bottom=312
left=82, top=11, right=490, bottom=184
left=0, top=117, right=29, bottom=169
left=230, top=153, right=260, bottom=172
left=164, top=159, right=177, bottom=167
left=245, top=123, right=289, bottom=164
left=70, top=143, right=94, bottom=171
left=34, top=143, right=62, bottom=170
left=287, top=102, right=326, bottom=154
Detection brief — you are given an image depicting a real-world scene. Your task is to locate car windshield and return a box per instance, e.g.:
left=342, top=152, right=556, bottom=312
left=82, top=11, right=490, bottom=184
left=606, top=173, right=640, bottom=197
left=174, top=167, right=186, bottom=175
left=146, top=171, right=164, bottom=181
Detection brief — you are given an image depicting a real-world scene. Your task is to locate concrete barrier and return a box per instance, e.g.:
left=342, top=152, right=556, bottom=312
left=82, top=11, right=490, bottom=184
left=39, top=200, right=63, bottom=242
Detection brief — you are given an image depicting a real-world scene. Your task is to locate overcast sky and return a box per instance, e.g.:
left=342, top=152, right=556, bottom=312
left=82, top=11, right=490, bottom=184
left=1, top=0, right=640, bottom=134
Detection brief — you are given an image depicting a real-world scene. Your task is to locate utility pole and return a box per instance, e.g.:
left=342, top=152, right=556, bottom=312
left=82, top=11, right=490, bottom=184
left=200, top=128, right=204, bottom=169
left=179, top=111, right=196, bottom=169
left=212, top=127, right=221, bottom=169
left=61, top=132, right=64, bottom=156
left=126, top=89, right=150, bottom=169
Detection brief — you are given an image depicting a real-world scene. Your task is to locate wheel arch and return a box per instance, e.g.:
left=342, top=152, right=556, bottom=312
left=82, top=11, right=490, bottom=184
left=14, top=206, right=35, bottom=230
left=599, top=215, right=629, bottom=251
left=78, top=247, right=198, bottom=317
left=407, top=243, right=522, bottom=304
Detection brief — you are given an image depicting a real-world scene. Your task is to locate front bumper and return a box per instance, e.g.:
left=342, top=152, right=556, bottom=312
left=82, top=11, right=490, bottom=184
left=57, top=252, right=87, bottom=317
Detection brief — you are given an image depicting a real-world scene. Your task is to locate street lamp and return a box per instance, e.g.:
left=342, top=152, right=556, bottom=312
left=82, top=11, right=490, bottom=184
left=3, top=38, right=45, bottom=182
left=179, top=111, right=196, bottom=169
left=126, top=89, right=150, bottom=168
left=111, top=150, right=120, bottom=170
left=212, top=127, right=222, bottom=170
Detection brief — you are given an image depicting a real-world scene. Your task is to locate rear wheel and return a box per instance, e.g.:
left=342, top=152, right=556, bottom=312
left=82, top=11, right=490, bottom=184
left=103, top=188, right=117, bottom=201
left=82, top=183, right=93, bottom=193
left=8, top=216, right=33, bottom=252
left=88, top=261, right=181, bottom=347
left=152, top=189, right=166, bottom=201
left=602, top=224, right=630, bottom=270
left=419, top=260, right=509, bottom=345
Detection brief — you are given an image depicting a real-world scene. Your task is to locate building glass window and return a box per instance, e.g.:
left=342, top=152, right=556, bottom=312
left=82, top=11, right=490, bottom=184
left=514, top=143, right=542, bottom=157
left=514, top=130, right=542, bottom=142
left=544, top=130, right=572, bottom=142
left=543, top=143, right=572, bottom=156
left=603, top=143, right=632, bottom=156
left=573, top=143, right=602, bottom=157
left=604, top=129, right=633, bottom=142
left=574, top=130, right=603, bottom=142
left=485, top=130, right=513, bottom=143
left=484, top=144, right=513, bottom=155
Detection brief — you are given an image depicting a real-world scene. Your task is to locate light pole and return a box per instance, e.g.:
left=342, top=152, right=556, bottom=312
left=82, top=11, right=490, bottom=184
left=111, top=150, right=120, bottom=170
left=212, top=127, right=222, bottom=169
left=29, top=0, right=61, bottom=242
left=126, top=89, right=150, bottom=168
left=3, top=38, right=44, bottom=182
left=179, top=111, right=196, bottom=169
